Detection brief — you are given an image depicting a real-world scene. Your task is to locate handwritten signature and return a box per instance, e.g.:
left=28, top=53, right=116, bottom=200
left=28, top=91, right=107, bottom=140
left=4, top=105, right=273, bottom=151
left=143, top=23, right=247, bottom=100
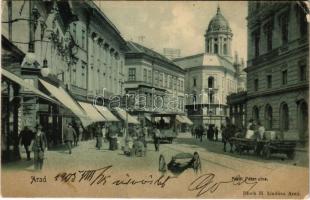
left=54, top=165, right=176, bottom=188
left=188, top=173, right=258, bottom=197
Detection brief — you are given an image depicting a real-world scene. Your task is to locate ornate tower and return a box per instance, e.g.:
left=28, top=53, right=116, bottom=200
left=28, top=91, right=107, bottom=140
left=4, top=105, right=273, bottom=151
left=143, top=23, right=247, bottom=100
left=205, top=6, right=233, bottom=59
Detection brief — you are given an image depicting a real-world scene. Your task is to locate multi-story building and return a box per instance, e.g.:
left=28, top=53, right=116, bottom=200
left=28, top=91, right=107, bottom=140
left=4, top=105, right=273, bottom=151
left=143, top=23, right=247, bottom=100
left=124, top=42, right=186, bottom=125
left=174, top=6, right=246, bottom=127
left=246, top=2, right=308, bottom=143
left=1, top=1, right=127, bottom=146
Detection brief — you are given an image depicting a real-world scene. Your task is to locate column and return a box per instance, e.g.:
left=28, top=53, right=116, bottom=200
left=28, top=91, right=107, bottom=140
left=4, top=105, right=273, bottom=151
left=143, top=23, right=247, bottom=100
left=13, top=83, right=21, bottom=160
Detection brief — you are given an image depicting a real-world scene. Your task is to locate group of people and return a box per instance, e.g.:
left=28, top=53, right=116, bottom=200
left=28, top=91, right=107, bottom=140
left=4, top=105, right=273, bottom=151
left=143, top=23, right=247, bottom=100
left=19, top=125, right=47, bottom=170
left=191, top=125, right=219, bottom=142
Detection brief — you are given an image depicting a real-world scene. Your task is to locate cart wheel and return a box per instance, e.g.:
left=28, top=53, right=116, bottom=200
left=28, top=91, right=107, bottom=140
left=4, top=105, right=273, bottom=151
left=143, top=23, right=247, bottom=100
left=263, top=146, right=271, bottom=160
left=287, top=151, right=295, bottom=160
left=159, top=154, right=167, bottom=172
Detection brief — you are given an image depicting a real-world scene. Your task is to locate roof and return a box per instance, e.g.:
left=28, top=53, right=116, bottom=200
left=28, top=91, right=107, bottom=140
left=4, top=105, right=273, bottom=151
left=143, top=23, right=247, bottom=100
left=207, top=6, right=231, bottom=33
left=174, top=53, right=235, bottom=72
left=84, top=1, right=128, bottom=48
left=126, top=41, right=185, bottom=72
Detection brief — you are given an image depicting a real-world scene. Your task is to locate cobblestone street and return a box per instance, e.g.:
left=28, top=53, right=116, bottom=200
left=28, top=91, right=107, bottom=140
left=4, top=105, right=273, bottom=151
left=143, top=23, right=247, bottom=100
left=3, top=132, right=308, bottom=172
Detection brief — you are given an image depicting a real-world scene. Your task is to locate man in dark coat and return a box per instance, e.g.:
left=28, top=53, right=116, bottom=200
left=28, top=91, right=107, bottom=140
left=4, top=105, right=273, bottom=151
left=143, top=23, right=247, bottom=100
left=153, top=126, right=160, bottom=151
left=214, top=126, right=219, bottom=141
left=32, top=125, right=47, bottom=170
left=63, top=123, right=76, bottom=154
left=19, top=126, right=34, bottom=160
left=222, top=119, right=235, bottom=153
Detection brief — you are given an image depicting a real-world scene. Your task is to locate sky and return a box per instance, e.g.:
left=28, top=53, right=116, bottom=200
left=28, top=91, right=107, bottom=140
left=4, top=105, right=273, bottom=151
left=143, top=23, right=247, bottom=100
left=97, top=1, right=248, bottom=60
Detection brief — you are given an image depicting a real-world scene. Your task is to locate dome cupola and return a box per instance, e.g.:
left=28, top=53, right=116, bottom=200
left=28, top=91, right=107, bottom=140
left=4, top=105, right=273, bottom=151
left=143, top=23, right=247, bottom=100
left=204, top=6, right=233, bottom=59
left=207, top=6, right=232, bottom=33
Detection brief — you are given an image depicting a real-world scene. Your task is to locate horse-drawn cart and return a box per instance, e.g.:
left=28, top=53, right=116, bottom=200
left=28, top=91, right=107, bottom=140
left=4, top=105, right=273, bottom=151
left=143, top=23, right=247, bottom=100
left=231, top=137, right=297, bottom=160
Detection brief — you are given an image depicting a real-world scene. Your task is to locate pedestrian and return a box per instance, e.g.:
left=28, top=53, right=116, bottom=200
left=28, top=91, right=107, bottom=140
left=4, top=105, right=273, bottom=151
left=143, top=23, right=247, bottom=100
left=94, top=124, right=102, bottom=150
left=257, top=121, right=265, bottom=140
left=72, top=122, right=79, bottom=146
left=214, top=126, right=219, bottom=141
left=108, top=123, right=118, bottom=150
left=78, top=125, right=84, bottom=142
left=153, top=126, right=160, bottom=151
left=191, top=126, right=195, bottom=138
left=142, top=125, right=148, bottom=148
left=63, top=123, right=76, bottom=154
left=207, top=125, right=214, bottom=141
left=222, top=118, right=235, bottom=153
left=199, top=125, right=204, bottom=142
left=19, top=126, right=34, bottom=161
left=31, top=125, right=47, bottom=170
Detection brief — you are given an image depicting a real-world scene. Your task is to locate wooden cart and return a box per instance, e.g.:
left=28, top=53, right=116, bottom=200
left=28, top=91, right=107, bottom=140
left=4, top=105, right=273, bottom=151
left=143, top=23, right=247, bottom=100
left=231, top=137, right=297, bottom=159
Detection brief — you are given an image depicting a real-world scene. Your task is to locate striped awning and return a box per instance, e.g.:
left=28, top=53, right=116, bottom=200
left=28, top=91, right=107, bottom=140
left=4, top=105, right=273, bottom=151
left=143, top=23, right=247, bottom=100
left=95, top=105, right=119, bottom=122
left=114, top=108, right=140, bottom=124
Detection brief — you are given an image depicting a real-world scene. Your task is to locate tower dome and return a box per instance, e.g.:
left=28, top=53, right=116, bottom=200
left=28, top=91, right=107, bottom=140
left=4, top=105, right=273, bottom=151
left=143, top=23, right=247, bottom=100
left=204, top=6, right=233, bottom=59
left=207, top=6, right=232, bottom=33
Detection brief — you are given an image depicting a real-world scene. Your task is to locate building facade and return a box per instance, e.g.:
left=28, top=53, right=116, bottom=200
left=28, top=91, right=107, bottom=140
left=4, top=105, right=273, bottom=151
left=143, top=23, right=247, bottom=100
left=124, top=42, right=186, bottom=125
left=174, top=7, right=246, bottom=127
left=246, top=2, right=309, bottom=143
left=1, top=1, right=128, bottom=146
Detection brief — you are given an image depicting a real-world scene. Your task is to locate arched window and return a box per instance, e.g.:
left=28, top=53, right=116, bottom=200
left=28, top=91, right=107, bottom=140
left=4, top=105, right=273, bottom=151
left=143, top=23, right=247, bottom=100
left=208, top=76, right=214, bottom=88
left=280, top=102, right=289, bottom=131
left=214, top=44, right=218, bottom=54
left=223, top=43, right=227, bottom=55
left=297, top=100, right=308, bottom=140
left=264, top=104, right=273, bottom=130
left=252, top=106, right=259, bottom=123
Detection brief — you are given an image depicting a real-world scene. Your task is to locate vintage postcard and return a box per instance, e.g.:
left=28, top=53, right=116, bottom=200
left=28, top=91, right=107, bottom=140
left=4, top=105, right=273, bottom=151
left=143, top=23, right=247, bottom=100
left=1, top=0, right=309, bottom=198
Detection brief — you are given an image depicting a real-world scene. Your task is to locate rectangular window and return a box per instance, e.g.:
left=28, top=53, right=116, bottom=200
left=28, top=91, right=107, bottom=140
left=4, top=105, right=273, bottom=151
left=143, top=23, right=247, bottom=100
left=159, top=73, right=163, bottom=87
left=282, top=70, right=288, bottom=85
left=254, top=78, right=259, bottom=91
left=181, top=80, right=184, bottom=91
left=81, top=62, right=86, bottom=88
left=143, top=69, right=147, bottom=82
left=253, top=29, right=260, bottom=57
left=148, top=70, right=152, bottom=84
left=154, top=71, right=158, bottom=86
left=299, top=6, right=308, bottom=37
left=164, top=74, right=168, bottom=88
left=299, top=64, right=307, bottom=81
left=173, top=77, right=177, bottom=91
left=279, top=14, right=288, bottom=45
left=193, top=78, right=197, bottom=87
left=169, top=75, right=172, bottom=89
left=82, top=29, right=86, bottom=49
left=267, top=75, right=272, bottom=88
left=128, top=68, right=136, bottom=81
left=264, top=21, right=273, bottom=52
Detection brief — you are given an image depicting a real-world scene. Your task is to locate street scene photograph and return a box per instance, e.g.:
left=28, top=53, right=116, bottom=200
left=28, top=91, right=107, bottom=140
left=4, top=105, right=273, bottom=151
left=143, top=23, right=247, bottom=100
left=1, top=1, right=309, bottom=198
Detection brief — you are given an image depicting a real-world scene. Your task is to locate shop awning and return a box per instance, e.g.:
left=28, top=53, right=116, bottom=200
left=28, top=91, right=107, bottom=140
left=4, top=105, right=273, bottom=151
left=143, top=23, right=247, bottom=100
left=94, top=105, right=119, bottom=122
left=39, top=79, right=92, bottom=127
left=144, top=114, right=152, bottom=122
left=182, top=115, right=194, bottom=125
left=176, top=115, right=187, bottom=124
left=78, top=102, right=106, bottom=122
left=114, top=108, right=140, bottom=124
left=1, top=69, right=59, bottom=104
